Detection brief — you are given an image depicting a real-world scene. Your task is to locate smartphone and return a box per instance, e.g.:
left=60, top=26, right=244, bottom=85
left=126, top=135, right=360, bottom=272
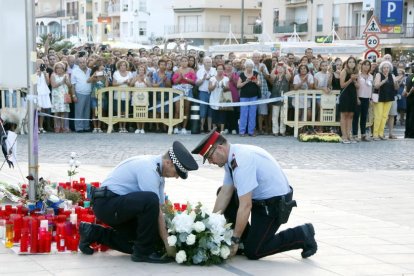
left=96, top=71, right=104, bottom=77
left=40, top=64, right=46, bottom=71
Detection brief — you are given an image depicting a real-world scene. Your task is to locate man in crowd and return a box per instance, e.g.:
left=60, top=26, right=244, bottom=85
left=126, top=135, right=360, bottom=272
left=192, top=129, right=317, bottom=260
left=79, top=141, right=198, bottom=262
left=71, top=57, right=92, bottom=132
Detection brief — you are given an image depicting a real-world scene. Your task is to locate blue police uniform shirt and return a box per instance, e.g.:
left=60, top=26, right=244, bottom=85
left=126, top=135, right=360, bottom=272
left=223, top=144, right=290, bottom=200
left=101, top=155, right=165, bottom=204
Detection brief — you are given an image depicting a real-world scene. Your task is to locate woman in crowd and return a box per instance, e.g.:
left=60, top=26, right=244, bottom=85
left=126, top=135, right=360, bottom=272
left=352, top=60, right=373, bottom=141
left=373, top=60, right=399, bottom=140
left=397, top=68, right=407, bottom=126
left=172, top=56, right=196, bottom=134
left=403, top=70, right=414, bottom=138
left=50, top=62, right=72, bottom=133
left=338, top=57, right=359, bottom=144
left=237, top=59, right=261, bottom=137
left=387, top=68, right=405, bottom=139
left=112, top=60, right=132, bottom=133
left=208, top=64, right=229, bottom=133
left=188, top=55, right=198, bottom=71
left=129, top=65, right=151, bottom=134
left=270, top=63, right=290, bottom=136
left=293, top=64, right=314, bottom=124
left=36, top=59, right=52, bottom=133
left=88, top=61, right=108, bottom=133
left=223, top=60, right=239, bottom=135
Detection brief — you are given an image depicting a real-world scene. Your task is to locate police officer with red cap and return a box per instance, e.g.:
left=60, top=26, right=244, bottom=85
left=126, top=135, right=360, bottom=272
left=79, top=141, right=198, bottom=263
left=192, top=129, right=317, bottom=260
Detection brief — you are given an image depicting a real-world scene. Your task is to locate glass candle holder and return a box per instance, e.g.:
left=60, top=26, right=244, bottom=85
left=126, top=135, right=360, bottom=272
left=5, top=221, right=14, bottom=248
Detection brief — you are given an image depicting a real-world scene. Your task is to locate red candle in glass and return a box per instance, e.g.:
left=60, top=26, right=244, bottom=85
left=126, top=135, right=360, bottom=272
left=71, top=235, right=79, bottom=252
left=181, top=204, right=187, bottom=211
left=173, top=203, right=180, bottom=210
left=56, top=234, right=66, bottom=252
left=20, top=228, right=30, bottom=253
left=11, top=214, right=22, bottom=243
left=30, top=219, right=39, bottom=253
left=39, top=228, right=47, bottom=253
left=45, top=231, right=52, bottom=253
left=80, top=177, right=85, bottom=184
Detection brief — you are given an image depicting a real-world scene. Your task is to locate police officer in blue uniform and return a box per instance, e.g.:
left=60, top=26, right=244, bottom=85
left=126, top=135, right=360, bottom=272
left=192, top=129, right=317, bottom=260
left=79, top=141, right=198, bottom=263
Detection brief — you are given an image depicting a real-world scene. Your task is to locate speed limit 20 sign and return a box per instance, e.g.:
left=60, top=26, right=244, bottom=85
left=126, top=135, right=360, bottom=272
left=365, top=34, right=380, bottom=49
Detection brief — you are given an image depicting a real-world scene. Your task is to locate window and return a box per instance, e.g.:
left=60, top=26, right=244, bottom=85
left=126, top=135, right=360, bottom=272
left=139, top=0, right=147, bottom=12
left=332, top=4, right=340, bottom=29
left=104, top=1, right=109, bottom=12
left=247, top=16, right=256, bottom=25
left=94, top=2, right=98, bottom=12
left=81, top=5, right=85, bottom=14
left=139, top=21, right=146, bottom=36
left=316, top=4, right=323, bottom=32
left=122, top=22, right=128, bottom=36
left=130, top=21, right=134, bottom=37
left=178, top=16, right=201, bottom=32
left=219, top=16, right=230, bottom=32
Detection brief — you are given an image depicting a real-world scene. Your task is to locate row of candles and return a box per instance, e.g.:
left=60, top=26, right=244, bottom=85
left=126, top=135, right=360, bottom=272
left=0, top=178, right=105, bottom=254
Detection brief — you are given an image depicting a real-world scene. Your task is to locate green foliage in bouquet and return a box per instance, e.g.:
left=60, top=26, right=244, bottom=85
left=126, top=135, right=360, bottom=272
left=60, top=188, right=82, bottom=205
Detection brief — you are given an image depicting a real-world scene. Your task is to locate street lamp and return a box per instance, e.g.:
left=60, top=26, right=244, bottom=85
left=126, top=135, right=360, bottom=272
left=241, top=0, right=244, bottom=44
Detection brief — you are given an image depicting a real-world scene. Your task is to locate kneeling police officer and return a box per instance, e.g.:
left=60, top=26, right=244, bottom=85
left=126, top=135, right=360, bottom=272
left=192, top=129, right=317, bottom=260
left=79, top=141, right=198, bottom=263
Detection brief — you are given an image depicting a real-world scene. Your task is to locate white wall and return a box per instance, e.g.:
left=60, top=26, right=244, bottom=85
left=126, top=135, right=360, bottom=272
left=0, top=0, right=28, bottom=89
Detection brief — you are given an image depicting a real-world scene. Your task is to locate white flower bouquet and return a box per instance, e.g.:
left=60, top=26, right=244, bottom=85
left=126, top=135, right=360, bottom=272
left=163, top=201, right=233, bottom=265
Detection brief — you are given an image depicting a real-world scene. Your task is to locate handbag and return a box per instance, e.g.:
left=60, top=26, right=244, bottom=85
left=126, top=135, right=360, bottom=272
left=371, top=93, right=379, bottom=103
left=64, top=93, right=72, bottom=104
left=219, top=90, right=233, bottom=111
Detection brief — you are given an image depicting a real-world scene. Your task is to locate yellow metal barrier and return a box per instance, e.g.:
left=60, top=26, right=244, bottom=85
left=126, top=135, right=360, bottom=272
left=283, top=90, right=373, bottom=137
left=96, top=87, right=186, bottom=134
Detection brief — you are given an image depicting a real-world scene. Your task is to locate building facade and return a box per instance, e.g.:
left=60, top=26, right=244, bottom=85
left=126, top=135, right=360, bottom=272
left=261, top=0, right=414, bottom=58
left=166, top=0, right=262, bottom=47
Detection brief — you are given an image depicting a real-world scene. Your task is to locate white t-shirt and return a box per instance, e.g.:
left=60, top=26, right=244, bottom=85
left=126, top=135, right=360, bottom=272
left=314, top=71, right=330, bottom=88
left=196, top=67, right=217, bottom=92
left=113, top=70, right=132, bottom=100
left=209, top=76, right=229, bottom=110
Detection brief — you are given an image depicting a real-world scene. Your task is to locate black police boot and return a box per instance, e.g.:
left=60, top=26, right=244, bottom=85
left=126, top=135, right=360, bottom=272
left=131, top=251, right=173, bottom=263
left=300, top=223, right=317, bottom=258
left=79, top=222, right=96, bottom=255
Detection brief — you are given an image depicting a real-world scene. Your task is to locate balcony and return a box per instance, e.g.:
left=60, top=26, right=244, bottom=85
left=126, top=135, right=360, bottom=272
left=67, top=11, right=79, bottom=20
left=274, top=20, right=308, bottom=34
left=337, top=24, right=414, bottom=40
left=165, top=24, right=255, bottom=39
left=285, top=0, right=307, bottom=6
left=108, top=4, right=120, bottom=16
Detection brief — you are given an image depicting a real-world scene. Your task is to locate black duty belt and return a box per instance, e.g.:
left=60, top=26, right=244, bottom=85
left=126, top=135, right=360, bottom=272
left=92, top=186, right=119, bottom=199
left=252, top=187, right=294, bottom=207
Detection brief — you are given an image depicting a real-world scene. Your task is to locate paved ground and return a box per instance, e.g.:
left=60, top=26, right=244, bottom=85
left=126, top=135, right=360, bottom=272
left=1, top=128, right=414, bottom=275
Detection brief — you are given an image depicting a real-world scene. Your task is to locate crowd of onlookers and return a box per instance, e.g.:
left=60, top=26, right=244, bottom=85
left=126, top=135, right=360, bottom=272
left=1, top=35, right=414, bottom=140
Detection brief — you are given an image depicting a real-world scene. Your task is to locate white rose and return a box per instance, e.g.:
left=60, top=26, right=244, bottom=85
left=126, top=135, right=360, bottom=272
left=186, top=234, right=196, bottom=245
left=210, top=246, right=221, bottom=256
left=220, top=245, right=231, bottom=259
left=167, top=235, right=177, bottom=247
left=70, top=152, right=77, bottom=158
left=68, top=159, right=75, bottom=166
left=193, top=221, right=206, bottom=233
left=175, top=250, right=187, bottom=264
